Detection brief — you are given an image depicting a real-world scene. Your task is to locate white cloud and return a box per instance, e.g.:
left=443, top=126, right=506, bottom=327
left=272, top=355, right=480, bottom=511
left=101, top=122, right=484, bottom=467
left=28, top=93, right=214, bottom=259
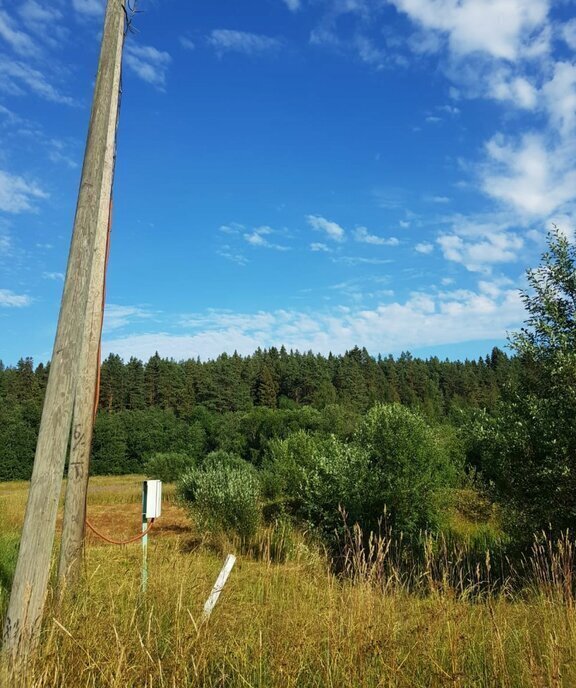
left=72, top=0, right=104, bottom=16
left=124, top=43, right=172, bottom=89
left=217, top=245, right=248, bottom=265
left=562, top=19, right=576, bottom=51
left=0, top=170, right=48, bottom=213
left=283, top=0, right=301, bottom=10
left=335, top=256, right=393, bottom=265
left=0, top=234, right=11, bottom=254
left=207, top=30, right=283, bottom=55
left=310, top=242, right=331, bottom=252
left=390, top=0, right=549, bottom=61
left=243, top=225, right=289, bottom=250
left=482, top=133, right=576, bottom=217
left=437, top=228, right=523, bottom=272
left=307, top=214, right=346, bottom=242
left=415, top=242, right=434, bottom=254
left=179, top=36, right=195, bottom=50
left=354, top=226, right=399, bottom=245
left=489, top=72, right=538, bottom=109
left=0, top=57, right=75, bottom=104
left=103, top=285, right=524, bottom=360
left=103, top=304, right=154, bottom=333
left=219, top=222, right=245, bottom=234
left=0, top=9, right=38, bottom=57
left=42, top=271, right=64, bottom=281
left=0, top=288, right=31, bottom=307
left=542, top=61, right=576, bottom=136
left=18, top=1, right=65, bottom=45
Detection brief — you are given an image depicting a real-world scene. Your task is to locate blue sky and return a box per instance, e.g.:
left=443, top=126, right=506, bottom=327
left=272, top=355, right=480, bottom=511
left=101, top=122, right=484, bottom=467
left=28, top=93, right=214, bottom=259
left=1, top=0, right=575, bottom=365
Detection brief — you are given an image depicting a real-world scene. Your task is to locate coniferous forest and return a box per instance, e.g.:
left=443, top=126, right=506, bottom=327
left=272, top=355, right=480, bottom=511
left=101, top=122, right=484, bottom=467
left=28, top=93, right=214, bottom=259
left=0, top=343, right=517, bottom=482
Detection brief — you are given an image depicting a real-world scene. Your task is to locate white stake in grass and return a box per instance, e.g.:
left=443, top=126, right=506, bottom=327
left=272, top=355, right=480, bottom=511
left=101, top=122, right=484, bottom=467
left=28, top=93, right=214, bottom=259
left=202, top=554, right=236, bottom=620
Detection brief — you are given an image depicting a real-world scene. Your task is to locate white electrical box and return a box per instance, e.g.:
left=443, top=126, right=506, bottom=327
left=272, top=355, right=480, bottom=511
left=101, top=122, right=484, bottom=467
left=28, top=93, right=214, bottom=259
left=143, top=480, right=162, bottom=519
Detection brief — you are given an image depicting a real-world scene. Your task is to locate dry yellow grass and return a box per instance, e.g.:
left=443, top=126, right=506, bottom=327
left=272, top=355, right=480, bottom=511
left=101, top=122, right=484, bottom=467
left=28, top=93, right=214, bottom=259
left=1, top=477, right=576, bottom=687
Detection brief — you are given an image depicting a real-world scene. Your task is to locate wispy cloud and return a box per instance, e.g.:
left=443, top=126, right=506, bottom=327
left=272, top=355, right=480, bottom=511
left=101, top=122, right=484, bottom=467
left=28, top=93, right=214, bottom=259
left=72, top=0, right=104, bottom=17
left=0, top=288, right=31, bottom=307
left=103, top=283, right=524, bottom=361
left=335, top=256, right=394, bottom=266
left=0, top=57, right=75, bottom=104
left=217, top=245, right=248, bottom=266
left=0, top=8, right=39, bottom=57
left=207, top=30, right=283, bottom=56
left=103, top=303, right=154, bottom=333
left=283, top=0, right=301, bottom=11
left=243, top=225, right=290, bottom=251
left=307, top=214, right=346, bottom=242
left=0, top=170, right=48, bottom=213
left=415, top=242, right=434, bottom=254
left=179, top=36, right=195, bottom=51
left=42, top=271, right=64, bottom=281
left=124, top=43, right=172, bottom=89
left=354, top=226, right=399, bottom=246
left=18, top=1, right=67, bottom=47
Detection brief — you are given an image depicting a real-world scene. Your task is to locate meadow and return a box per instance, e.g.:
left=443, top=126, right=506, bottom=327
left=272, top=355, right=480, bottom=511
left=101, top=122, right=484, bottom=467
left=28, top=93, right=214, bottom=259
left=2, top=476, right=576, bottom=688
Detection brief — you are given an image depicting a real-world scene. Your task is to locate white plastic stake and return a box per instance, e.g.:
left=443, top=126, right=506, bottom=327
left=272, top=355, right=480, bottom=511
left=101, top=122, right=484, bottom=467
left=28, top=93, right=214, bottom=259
left=202, top=554, right=236, bottom=620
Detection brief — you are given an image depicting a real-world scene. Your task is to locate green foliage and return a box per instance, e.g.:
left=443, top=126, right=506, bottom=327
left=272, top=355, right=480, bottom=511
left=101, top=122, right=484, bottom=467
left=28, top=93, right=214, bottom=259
left=0, top=344, right=519, bottom=482
left=145, top=452, right=196, bottom=483
left=179, top=456, right=261, bottom=540
left=0, top=533, right=19, bottom=615
left=470, top=229, right=576, bottom=542
left=265, top=431, right=371, bottom=540
left=355, top=403, right=463, bottom=535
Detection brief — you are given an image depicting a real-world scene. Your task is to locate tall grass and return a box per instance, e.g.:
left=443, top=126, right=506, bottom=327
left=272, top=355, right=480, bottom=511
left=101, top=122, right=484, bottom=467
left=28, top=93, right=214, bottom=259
left=1, top=477, right=576, bottom=687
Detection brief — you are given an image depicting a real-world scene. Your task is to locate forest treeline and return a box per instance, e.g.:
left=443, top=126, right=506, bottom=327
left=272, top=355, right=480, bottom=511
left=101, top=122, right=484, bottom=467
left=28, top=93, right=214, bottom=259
left=0, top=344, right=520, bottom=481
left=3, top=228, right=576, bottom=548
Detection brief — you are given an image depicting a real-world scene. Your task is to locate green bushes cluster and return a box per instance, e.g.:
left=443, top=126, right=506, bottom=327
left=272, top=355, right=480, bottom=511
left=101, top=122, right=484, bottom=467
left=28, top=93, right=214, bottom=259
left=179, top=452, right=261, bottom=541
left=178, top=403, right=465, bottom=549
left=145, top=452, right=195, bottom=483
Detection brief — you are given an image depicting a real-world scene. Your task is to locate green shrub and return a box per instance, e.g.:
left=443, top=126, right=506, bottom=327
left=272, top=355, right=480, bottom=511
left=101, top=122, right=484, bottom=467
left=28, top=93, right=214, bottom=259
left=145, top=452, right=196, bottom=483
left=355, top=403, right=463, bottom=536
left=0, top=533, right=19, bottom=616
left=264, top=431, right=371, bottom=542
left=179, top=456, right=261, bottom=541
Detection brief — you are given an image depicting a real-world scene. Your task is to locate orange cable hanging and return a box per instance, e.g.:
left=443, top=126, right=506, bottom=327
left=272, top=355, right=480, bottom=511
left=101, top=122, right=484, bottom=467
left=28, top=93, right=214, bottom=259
left=85, top=517, right=155, bottom=545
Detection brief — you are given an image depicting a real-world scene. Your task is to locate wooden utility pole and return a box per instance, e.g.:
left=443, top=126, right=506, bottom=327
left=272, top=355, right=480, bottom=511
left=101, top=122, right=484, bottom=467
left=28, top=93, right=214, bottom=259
left=57, top=207, right=114, bottom=591
left=58, top=6, right=124, bottom=586
left=2, top=0, right=126, bottom=660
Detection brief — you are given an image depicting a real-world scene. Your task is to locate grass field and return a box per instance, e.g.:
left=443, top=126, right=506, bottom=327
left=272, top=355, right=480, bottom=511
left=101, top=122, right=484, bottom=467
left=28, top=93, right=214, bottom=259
left=1, top=476, right=576, bottom=687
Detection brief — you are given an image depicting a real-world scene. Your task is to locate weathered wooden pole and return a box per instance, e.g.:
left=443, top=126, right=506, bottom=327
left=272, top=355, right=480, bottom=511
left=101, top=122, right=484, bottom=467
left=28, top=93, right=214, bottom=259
left=57, top=210, right=114, bottom=591
left=57, top=9, right=124, bottom=586
left=2, top=0, right=126, bottom=660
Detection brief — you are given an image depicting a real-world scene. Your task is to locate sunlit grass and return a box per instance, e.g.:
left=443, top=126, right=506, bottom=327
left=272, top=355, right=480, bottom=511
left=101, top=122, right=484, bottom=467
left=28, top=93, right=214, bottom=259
left=1, top=477, right=576, bottom=687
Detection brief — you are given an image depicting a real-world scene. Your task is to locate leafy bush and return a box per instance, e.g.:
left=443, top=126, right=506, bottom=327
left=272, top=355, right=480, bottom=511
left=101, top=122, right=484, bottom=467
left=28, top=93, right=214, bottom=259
left=145, top=452, right=196, bottom=483
left=265, top=431, right=372, bottom=542
left=179, top=455, right=261, bottom=541
left=355, top=403, right=463, bottom=535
